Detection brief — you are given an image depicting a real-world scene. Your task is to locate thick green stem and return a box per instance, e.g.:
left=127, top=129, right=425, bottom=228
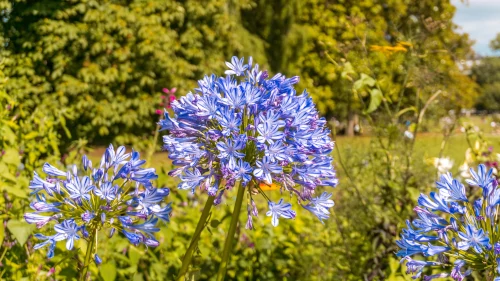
left=80, top=228, right=97, bottom=281
left=176, top=195, right=216, bottom=281
left=216, top=184, right=245, bottom=281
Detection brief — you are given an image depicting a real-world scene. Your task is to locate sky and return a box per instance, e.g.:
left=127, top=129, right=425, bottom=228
left=452, top=0, right=500, bottom=57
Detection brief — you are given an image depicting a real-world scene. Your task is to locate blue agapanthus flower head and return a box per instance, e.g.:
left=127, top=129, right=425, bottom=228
left=160, top=56, right=337, bottom=227
left=25, top=144, right=172, bottom=259
left=397, top=164, right=500, bottom=280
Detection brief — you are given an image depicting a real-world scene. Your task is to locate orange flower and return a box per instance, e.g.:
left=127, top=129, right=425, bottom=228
left=259, top=182, right=281, bottom=191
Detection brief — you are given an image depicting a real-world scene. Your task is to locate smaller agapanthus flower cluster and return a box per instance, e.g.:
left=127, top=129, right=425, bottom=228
left=397, top=164, right=500, bottom=280
left=25, top=145, right=172, bottom=261
left=160, top=56, right=338, bottom=228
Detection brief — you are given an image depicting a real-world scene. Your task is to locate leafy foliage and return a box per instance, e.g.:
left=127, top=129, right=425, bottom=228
left=472, top=57, right=500, bottom=112
left=0, top=0, right=262, bottom=149
left=242, top=0, right=477, bottom=121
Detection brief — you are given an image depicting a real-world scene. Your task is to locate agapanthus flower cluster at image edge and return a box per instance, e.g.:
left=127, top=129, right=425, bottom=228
left=397, top=164, right=500, bottom=280
left=24, top=145, right=172, bottom=261
left=160, top=56, right=338, bottom=228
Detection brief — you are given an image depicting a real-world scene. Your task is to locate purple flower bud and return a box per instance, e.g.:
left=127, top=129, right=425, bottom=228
left=80, top=226, right=89, bottom=238
left=109, top=228, right=116, bottom=238
left=81, top=211, right=95, bottom=223
left=144, top=239, right=160, bottom=247
left=251, top=200, right=258, bottom=216
left=245, top=214, right=253, bottom=230
left=94, top=254, right=102, bottom=265
left=82, top=155, right=92, bottom=171
left=495, top=243, right=500, bottom=255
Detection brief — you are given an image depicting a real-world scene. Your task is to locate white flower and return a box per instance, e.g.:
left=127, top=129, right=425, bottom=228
left=433, top=157, right=454, bottom=175
left=459, top=162, right=471, bottom=179
left=404, top=130, right=414, bottom=139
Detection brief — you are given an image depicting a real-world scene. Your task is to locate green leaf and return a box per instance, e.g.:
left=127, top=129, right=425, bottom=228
left=23, top=131, right=38, bottom=140
left=0, top=126, right=16, bottom=144
left=2, top=148, right=20, bottom=166
left=0, top=163, right=17, bottom=182
left=210, top=219, right=221, bottom=228
left=132, top=273, right=144, bottom=281
left=353, top=73, right=376, bottom=91
left=340, top=62, right=356, bottom=81
left=100, top=261, right=117, bottom=281
left=6, top=220, right=35, bottom=246
left=364, top=89, right=383, bottom=114
left=128, top=246, right=141, bottom=266
left=2, top=183, right=28, bottom=198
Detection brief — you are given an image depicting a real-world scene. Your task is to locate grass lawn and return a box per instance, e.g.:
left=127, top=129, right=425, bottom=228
left=87, top=116, right=500, bottom=183
left=335, top=131, right=500, bottom=175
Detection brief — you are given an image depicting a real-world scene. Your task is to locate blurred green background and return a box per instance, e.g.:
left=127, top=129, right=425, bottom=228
left=2, top=0, right=500, bottom=280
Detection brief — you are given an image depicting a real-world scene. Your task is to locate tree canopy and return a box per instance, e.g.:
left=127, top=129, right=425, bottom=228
left=0, top=0, right=478, bottom=146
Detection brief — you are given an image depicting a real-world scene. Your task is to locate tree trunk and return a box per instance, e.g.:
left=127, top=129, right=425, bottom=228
left=347, top=112, right=358, bottom=136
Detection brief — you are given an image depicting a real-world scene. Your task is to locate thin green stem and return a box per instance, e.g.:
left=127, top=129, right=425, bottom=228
left=176, top=195, right=216, bottom=281
left=146, top=123, right=161, bottom=164
left=216, top=183, right=245, bottom=281
left=80, top=228, right=98, bottom=281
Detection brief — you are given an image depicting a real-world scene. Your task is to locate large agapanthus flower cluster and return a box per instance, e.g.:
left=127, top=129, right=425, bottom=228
left=160, top=56, right=337, bottom=227
left=24, top=145, right=172, bottom=260
left=397, top=164, right=500, bottom=280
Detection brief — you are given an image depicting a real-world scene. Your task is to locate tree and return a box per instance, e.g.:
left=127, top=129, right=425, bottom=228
left=0, top=0, right=264, bottom=148
left=472, top=56, right=500, bottom=112
left=241, top=0, right=477, bottom=129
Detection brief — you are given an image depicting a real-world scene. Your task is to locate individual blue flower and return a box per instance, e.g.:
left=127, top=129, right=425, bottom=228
left=94, top=182, right=117, bottom=201
left=179, top=169, right=204, bottom=192
left=418, top=192, right=450, bottom=213
left=122, top=230, right=141, bottom=246
left=450, top=260, right=471, bottom=281
left=30, top=199, right=61, bottom=213
left=466, top=164, right=495, bottom=197
left=224, top=56, right=248, bottom=76
left=160, top=56, right=337, bottom=229
left=54, top=219, right=80, bottom=250
left=256, top=121, right=284, bottom=144
left=302, top=192, right=335, bottom=223
left=425, top=243, right=450, bottom=256
left=401, top=220, right=439, bottom=242
left=457, top=225, right=490, bottom=253
left=24, top=213, right=57, bottom=228
left=33, top=234, right=57, bottom=258
left=64, top=176, right=94, bottom=201
left=447, top=179, right=468, bottom=202
left=401, top=257, right=441, bottom=279
left=217, top=108, right=241, bottom=137
left=29, top=172, right=56, bottom=194
left=217, top=138, right=246, bottom=169
left=264, top=141, right=288, bottom=162
left=266, top=199, right=296, bottom=227
left=396, top=238, right=428, bottom=257
left=25, top=144, right=172, bottom=263
left=42, top=163, right=67, bottom=177
left=221, top=87, right=246, bottom=110
left=253, top=156, right=282, bottom=184
left=234, top=160, right=252, bottom=185
left=150, top=203, right=173, bottom=222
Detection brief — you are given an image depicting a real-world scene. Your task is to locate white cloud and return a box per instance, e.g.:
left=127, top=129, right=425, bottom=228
left=452, top=0, right=500, bottom=56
